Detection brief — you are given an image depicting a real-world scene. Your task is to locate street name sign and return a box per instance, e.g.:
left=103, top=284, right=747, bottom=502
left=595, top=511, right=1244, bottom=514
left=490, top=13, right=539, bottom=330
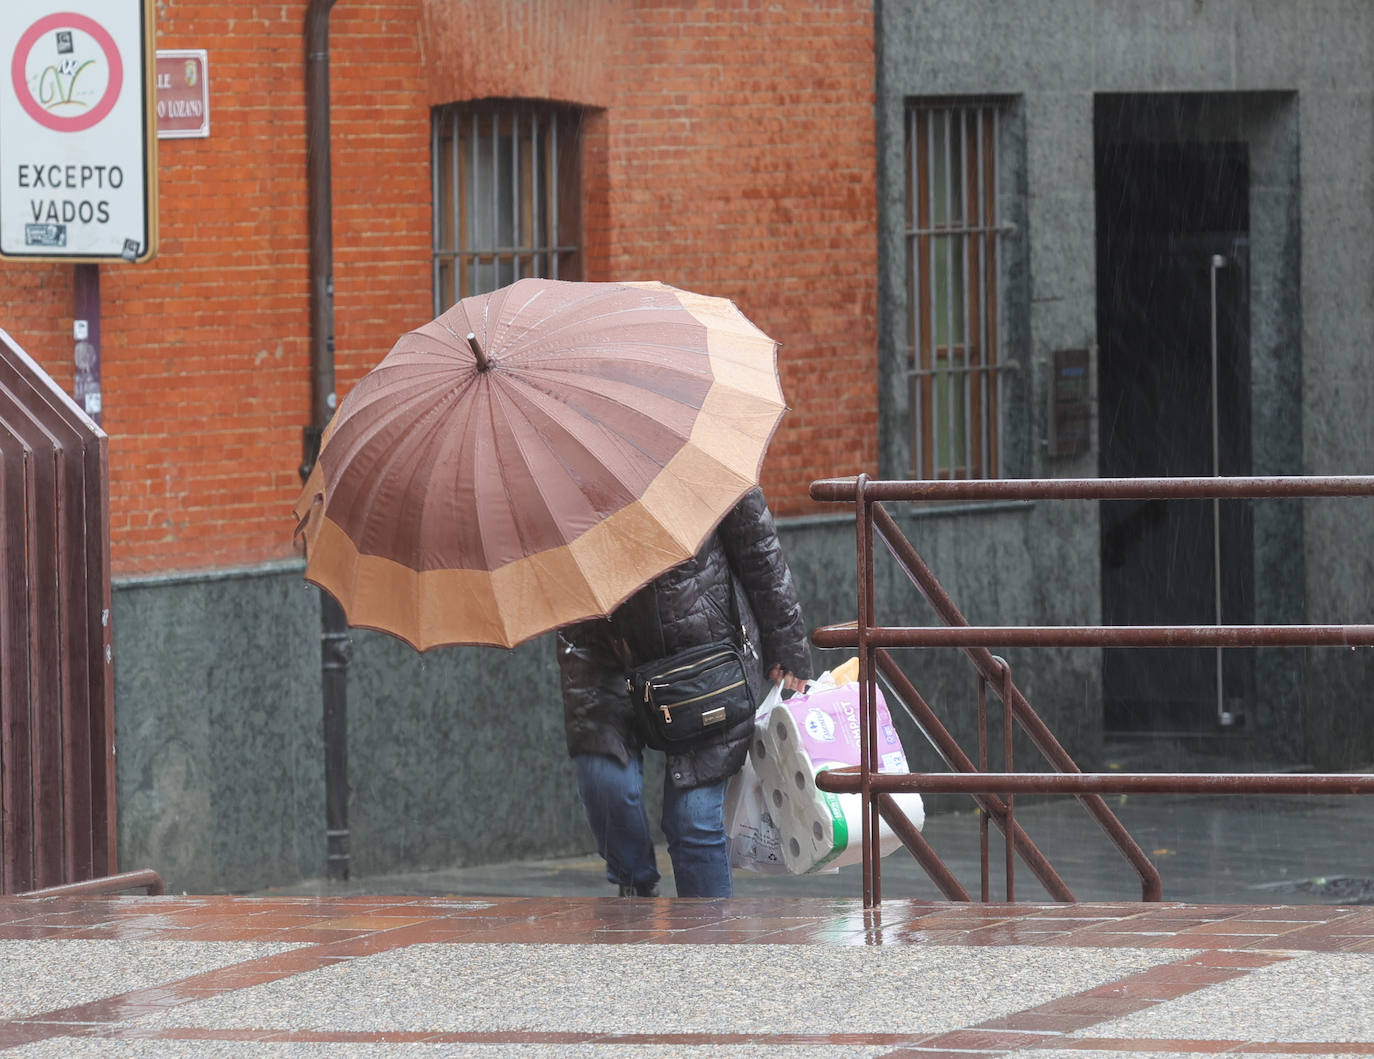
left=0, top=0, right=158, bottom=261
left=156, top=49, right=208, bottom=139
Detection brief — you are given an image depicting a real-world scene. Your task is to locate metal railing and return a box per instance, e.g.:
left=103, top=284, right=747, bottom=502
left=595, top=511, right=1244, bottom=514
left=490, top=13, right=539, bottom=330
left=18, top=869, right=164, bottom=899
left=0, top=328, right=116, bottom=895
left=809, top=473, right=1374, bottom=908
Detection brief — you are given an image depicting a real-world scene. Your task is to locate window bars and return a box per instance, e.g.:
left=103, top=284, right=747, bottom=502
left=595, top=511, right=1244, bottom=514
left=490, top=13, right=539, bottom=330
left=905, top=101, right=1011, bottom=480
left=431, top=101, right=581, bottom=311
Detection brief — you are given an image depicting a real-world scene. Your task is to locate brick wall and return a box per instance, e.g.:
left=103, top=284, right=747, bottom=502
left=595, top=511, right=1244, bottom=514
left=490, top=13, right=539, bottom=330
left=607, top=1, right=878, bottom=514
left=2, top=2, right=326, bottom=574
left=0, top=0, right=876, bottom=575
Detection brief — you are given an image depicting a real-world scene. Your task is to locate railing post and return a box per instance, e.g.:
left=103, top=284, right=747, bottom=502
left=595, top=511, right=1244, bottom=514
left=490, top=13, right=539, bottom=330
left=998, top=656, right=1015, bottom=902
left=854, top=474, right=877, bottom=907
left=977, top=672, right=989, bottom=901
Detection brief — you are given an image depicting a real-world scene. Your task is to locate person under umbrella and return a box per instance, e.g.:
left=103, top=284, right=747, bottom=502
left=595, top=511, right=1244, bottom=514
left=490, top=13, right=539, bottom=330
left=557, top=486, right=812, bottom=898
left=294, top=277, right=808, bottom=897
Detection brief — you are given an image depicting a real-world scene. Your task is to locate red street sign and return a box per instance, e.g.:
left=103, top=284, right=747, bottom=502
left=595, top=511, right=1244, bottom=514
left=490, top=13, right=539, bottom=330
left=155, top=50, right=206, bottom=138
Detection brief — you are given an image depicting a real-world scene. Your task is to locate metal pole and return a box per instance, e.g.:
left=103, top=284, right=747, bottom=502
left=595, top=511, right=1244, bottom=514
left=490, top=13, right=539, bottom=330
left=811, top=474, right=1374, bottom=503
left=304, top=0, right=338, bottom=473
left=320, top=591, right=351, bottom=879
left=304, top=0, right=350, bottom=882
left=1211, top=253, right=1232, bottom=727
left=854, top=474, right=878, bottom=906
left=72, top=265, right=102, bottom=425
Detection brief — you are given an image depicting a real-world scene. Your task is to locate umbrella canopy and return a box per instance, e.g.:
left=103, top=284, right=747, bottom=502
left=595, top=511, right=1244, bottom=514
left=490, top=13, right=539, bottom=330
left=292, top=278, right=785, bottom=650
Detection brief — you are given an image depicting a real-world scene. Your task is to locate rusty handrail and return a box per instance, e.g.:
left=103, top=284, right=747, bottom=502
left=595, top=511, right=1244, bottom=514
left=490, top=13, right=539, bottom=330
left=820, top=770, right=1374, bottom=796
left=18, top=868, right=164, bottom=898
left=876, top=793, right=972, bottom=901
left=831, top=497, right=1162, bottom=901
left=872, top=649, right=1077, bottom=901
left=818, top=624, right=1374, bottom=648
left=811, top=474, right=1374, bottom=502
left=871, top=499, right=1163, bottom=896
left=809, top=474, right=1374, bottom=908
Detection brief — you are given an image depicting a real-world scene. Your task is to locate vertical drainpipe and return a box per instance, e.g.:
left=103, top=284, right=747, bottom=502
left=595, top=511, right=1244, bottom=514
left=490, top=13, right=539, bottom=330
left=303, top=0, right=351, bottom=882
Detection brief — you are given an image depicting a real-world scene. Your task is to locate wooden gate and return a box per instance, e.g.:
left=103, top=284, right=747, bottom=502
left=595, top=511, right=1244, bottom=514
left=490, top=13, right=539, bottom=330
left=0, top=326, right=115, bottom=894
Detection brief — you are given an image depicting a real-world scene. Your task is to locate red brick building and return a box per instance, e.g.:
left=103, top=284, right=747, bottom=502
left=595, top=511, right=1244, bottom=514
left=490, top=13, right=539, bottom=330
left=2, top=0, right=878, bottom=578
left=1, top=0, right=881, bottom=891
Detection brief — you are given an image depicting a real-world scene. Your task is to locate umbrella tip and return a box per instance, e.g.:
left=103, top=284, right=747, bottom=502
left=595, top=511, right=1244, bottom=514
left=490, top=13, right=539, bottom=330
left=466, top=332, right=490, bottom=372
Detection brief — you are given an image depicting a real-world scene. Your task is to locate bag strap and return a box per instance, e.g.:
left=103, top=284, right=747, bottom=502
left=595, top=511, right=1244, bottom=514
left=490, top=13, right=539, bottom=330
left=655, top=579, right=667, bottom=660
left=710, top=572, right=759, bottom=664
left=727, top=575, right=756, bottom=661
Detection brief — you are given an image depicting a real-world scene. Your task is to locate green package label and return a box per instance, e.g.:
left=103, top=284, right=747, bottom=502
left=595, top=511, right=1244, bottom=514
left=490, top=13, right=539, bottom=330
left=808, top=769, right=849, bottom=872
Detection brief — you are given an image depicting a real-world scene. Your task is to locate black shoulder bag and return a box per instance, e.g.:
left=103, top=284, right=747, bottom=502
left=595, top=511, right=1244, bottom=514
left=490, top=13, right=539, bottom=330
left=623, top=581, right=758, bottom=752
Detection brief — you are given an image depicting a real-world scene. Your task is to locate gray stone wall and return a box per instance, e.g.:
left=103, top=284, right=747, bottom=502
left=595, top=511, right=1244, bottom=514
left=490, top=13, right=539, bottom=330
left=113, top=563, right=591, bottom=893
left=878, top=0, right=1374, bottom=769
left=113, top=564, right=323, bottom=893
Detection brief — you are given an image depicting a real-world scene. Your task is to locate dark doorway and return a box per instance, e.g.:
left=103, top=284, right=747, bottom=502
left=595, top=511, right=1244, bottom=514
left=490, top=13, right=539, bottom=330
left=1095, top=116, right=1255, bottom=734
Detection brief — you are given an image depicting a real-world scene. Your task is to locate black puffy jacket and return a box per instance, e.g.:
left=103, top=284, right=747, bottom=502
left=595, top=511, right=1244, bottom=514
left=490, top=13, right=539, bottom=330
left=556, top=487, right=813, bottom=790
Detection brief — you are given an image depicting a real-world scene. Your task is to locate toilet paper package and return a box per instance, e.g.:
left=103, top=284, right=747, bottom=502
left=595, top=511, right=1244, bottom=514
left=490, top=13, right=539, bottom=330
left=758, top=681, right=910, bottom=777
left=748, top=680, right=924, bottom=874
left=773, top=781, right=925, bottom=874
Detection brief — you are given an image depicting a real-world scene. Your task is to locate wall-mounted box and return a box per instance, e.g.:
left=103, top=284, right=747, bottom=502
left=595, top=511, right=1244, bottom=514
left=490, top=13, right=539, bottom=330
left=1047, top=346, right=1094, bottom=458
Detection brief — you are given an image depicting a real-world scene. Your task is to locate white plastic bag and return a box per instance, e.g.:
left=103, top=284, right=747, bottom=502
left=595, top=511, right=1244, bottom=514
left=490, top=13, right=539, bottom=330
left=754, top=678, right=785, bottom=722
left=725, top=680, right=789, bottom=874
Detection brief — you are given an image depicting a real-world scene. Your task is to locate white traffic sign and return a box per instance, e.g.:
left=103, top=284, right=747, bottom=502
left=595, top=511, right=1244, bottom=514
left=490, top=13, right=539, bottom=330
left=0, top=0, right=157, bottom=261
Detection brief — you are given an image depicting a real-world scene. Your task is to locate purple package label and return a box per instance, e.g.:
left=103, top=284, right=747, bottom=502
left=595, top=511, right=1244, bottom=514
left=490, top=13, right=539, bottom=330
left=781, top=683, right=908, bottom=771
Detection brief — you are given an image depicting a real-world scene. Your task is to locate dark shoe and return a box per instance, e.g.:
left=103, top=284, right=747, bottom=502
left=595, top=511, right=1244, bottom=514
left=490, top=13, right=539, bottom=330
left=617, top=882, right=660, bottom=897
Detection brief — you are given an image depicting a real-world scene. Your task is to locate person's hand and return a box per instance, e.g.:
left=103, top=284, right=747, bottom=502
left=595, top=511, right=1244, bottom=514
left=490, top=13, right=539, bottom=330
left=767, top=664, right=807, bottom=693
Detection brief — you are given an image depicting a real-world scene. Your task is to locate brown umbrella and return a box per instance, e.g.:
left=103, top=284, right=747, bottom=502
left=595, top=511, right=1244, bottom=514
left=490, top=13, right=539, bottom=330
left=292, top=278, right=785, bottom=650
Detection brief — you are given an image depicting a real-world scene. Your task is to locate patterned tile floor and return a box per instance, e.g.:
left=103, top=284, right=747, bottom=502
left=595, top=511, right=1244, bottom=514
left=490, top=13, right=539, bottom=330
left=3, top=892, right=1374, bottom=1056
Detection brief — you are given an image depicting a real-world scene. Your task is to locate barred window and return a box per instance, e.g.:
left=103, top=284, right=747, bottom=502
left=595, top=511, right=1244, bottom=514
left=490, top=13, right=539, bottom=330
left=905, top=100, right=1006, bottom=479
left=432, top=100, right=582, bottom=310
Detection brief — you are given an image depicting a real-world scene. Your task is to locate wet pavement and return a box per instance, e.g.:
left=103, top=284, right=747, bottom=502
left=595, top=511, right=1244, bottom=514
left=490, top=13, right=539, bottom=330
left=3, top=791, right=1374, bottom=1055
left=4, top=890, right=1374, bottom=1056
left=263, top=789, right=1374, bottom=907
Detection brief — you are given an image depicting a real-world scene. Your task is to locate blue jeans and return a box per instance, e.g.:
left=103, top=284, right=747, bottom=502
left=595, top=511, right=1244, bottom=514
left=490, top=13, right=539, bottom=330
left=573, top=753, right=732, bottom=898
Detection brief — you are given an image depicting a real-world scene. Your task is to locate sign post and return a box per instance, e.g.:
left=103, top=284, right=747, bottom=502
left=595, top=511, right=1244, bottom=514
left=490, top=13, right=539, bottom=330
left=1, top=0, right=156, bottom=423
